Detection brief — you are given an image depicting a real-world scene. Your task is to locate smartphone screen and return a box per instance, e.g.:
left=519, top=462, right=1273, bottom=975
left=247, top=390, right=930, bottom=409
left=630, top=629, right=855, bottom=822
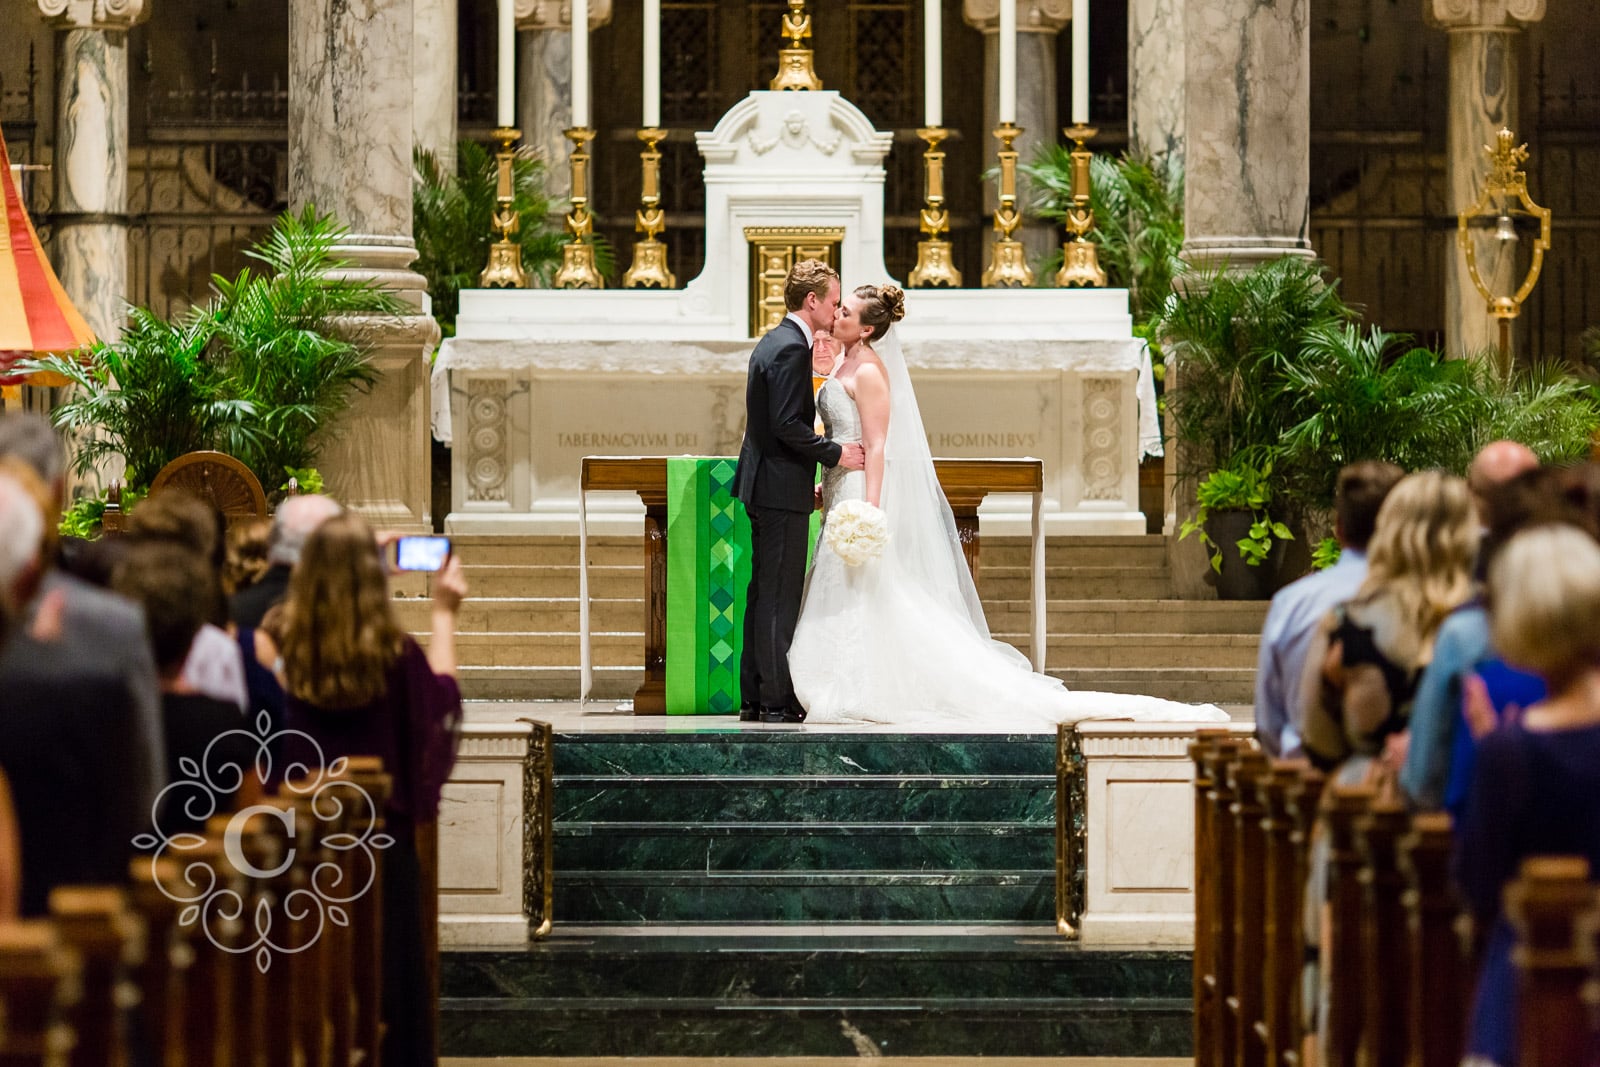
left=395, top=535, right=451, bottom=572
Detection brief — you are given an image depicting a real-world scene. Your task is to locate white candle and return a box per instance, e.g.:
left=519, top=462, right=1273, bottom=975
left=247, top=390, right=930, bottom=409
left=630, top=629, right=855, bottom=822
left=643, top=0, right=661, bottom=127
left=1071, top=0, right=1089, bottom=124
left=496, top=0, right=514, bottom=127
left=924, top=0, right=941, bottom=127
left=997, top=0, right=1016, bottom=125
left=571, top=0, right=590, bottom=128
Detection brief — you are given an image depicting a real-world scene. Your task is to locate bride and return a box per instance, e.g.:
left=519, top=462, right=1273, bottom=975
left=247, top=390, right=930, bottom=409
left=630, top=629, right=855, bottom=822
left=787, top=283, right=1229, bottom=728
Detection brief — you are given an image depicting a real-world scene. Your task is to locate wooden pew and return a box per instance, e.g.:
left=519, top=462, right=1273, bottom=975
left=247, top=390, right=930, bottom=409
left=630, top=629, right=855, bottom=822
left=1357, top=795, right=1411, bottom=1067
left=47, top=887, right=144, bottom=1067
left=1321, top=784, right=1376, bottom=1067
left=1228, top=750, right=1271, bottom=1067
left=1282, top=766, right=1325, bottom=1067
left=1505, top=855, right=1595, bottom=1067
left=126, top=856, right=196, bottom=1067
left=1257, top=762, right=1305, bottom=1067
left=0, top=921, right=80, bottom=1067
left=1191, top=731, right=1247, bottom=1067
left=1398, top=813, right=1466, bottom=1067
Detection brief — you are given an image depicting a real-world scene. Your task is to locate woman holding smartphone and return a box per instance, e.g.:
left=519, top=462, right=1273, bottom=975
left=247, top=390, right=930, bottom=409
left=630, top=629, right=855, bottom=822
left=262, top=511, right=466, bottom=1067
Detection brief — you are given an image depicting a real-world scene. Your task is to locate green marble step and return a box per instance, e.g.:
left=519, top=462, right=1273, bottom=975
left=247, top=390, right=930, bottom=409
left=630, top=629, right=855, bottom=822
left=552, top=730, right=1056, bottom=776
left=555, top=820, right=1053, bottom=872
left=439, top=936, right=1191, bottom=1057
left=554, top=774, right=1055, bottom=824
left=553, top=870, right=1054, bottom=923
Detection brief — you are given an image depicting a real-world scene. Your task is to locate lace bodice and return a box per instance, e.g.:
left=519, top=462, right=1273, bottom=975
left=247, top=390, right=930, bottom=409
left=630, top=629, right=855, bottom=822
left=817, top=378, right=862, bottom=444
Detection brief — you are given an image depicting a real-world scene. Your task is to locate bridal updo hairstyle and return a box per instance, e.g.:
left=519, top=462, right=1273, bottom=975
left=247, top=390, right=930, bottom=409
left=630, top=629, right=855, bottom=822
left=854, top=283, right=906, bottom=342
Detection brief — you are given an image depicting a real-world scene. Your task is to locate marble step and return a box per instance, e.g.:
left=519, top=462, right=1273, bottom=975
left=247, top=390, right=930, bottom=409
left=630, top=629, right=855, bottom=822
left=432, top=565, right=642, bottom=599
left=553, top=731, right=1054, bottom=776
left=441, top=631, right=1258, bottom=670
left=551, top=869, right=1055, bottom=924
left=553, top=774, right=1054, bottom=824
left=458, top=665, right=641, bottom=701
left=555, top=821, right=1053, bottom=872
left=978, top=535, right=1169, bottom=569
left=1049, top=667, right=1257, bottom=704
left=446, top=535, right=640, bottom=567
left=394, top=597, right=642, bottom=631
left=978, top=565, right=1175, bottom=600
left=439, top=936, right=1191, bottom=1057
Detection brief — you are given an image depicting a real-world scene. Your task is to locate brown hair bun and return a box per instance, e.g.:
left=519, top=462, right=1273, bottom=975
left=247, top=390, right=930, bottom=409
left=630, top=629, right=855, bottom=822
left=880, top=284, right=906, bottom=322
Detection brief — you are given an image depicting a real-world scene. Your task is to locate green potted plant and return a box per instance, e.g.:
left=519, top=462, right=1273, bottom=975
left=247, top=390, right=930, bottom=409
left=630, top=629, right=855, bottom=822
left=1179, top=456, right=1294, bottom=599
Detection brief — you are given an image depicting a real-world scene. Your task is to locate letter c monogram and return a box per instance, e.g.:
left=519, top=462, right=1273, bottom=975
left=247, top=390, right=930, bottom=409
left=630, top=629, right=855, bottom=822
left=224, top=805, right=297, bottom=879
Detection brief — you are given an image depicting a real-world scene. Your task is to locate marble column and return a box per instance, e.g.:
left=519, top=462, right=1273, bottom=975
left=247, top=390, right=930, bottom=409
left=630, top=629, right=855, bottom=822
left=1180, top=0, right=1314, bottom=274
left=1426, top=0, right=1544, bottom=358
left=38, top=0, right=150, bottom=343
left=414, top=0, right=459, bottom=166
left=290, top=0, right=440, bottom=528
left=1128, top=0, right=1184, bottom=168
left=515, top=0, right=611, bottom=200
left=964, top=0, right=1072, bottom=267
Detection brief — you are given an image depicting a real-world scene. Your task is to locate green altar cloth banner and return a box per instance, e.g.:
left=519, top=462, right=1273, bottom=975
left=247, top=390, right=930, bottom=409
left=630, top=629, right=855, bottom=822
left=664, top=458, right=819, bottom=715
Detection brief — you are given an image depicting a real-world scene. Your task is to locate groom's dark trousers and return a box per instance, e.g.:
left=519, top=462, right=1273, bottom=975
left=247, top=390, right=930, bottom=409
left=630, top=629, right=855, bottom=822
left=733, top=316, right=842, bottom=711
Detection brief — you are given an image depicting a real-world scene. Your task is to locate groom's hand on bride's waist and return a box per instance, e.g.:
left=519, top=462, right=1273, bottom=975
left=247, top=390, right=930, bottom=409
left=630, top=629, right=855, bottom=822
left=837, top=442, right=866, bottom=471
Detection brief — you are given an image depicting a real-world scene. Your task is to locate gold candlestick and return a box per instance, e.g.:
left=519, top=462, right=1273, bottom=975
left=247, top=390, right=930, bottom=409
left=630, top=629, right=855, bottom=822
left=770, top=0, right=822, bottom=91
left=1055, top=124, right=1107, bottom=288
left=908, top=126, right=962, bottom=288
left=622, top=128, right=677, bottom=289
left=981, top=122, right=1034, bottom=289
left=553, top=126, right=604, bottom=290
left=479, top=126, right=529, bottom=289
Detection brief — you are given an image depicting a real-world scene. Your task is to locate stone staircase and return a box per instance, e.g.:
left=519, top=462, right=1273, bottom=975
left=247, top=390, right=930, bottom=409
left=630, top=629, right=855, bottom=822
left=395, top=533, right=1267, bottom=705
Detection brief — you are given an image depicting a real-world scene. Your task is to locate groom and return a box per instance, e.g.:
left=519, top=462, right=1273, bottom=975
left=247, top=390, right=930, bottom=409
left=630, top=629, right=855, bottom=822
left=733, top=260, right=865, bottom=723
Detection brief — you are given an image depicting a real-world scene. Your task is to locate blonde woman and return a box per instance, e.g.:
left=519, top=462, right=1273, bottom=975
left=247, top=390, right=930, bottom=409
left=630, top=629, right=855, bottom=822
left=1456, top=525, right=1600, bottom=1067
left=1299, top=470, right=1478, bottom=778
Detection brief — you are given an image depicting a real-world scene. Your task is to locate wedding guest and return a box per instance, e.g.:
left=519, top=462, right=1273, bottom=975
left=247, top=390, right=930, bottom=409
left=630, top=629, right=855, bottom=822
left=262, top=511, right=465, bottom=1067
left=0, top=463, right=47, bottom=644
left=1455, top=524, right=1600, bottom=1067
left=229, top=493, right=341, bottom=628
left=1254, top=461, right=1402, bottom=757
left=222, top=516, right=273, bottom=597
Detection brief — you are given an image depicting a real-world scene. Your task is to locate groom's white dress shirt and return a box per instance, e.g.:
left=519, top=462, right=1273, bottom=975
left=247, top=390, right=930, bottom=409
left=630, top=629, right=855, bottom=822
left=784, top=312, right=814, bottom=349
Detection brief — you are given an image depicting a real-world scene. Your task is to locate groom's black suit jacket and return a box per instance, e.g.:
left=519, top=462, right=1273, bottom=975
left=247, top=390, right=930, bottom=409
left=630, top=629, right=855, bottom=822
left=733, top=316, right=843, bottom=512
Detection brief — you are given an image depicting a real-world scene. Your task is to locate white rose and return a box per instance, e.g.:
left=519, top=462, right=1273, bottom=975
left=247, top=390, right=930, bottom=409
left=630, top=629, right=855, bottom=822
left=824, top=500, right=890, bottom=566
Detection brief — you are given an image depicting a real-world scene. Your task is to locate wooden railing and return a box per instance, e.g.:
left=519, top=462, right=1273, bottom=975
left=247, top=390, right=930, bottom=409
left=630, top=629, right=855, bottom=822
left=1191, top=732, right=1600, bottom=1067
left=0, top=757, right=398, bottom=1067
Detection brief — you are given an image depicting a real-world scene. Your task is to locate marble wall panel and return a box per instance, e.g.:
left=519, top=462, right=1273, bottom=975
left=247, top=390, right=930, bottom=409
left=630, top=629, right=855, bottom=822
left=518, top=30, right=572, bottom=199
left=53, top=27, right=127, bottom=341
left=1128, top=0, right=1184, bottom=166
left=414, top=0, right=459, bottom=164
left=439, top=725, right=531, bottom=946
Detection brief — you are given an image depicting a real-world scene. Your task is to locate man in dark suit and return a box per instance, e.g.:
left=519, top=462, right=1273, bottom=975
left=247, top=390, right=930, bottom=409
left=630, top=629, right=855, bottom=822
left=733, top=260, right=864, bottom=723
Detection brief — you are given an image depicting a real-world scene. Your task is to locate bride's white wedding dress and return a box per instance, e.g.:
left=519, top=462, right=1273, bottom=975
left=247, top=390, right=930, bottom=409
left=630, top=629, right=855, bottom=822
left=787, top=336, right=1228, bottom=730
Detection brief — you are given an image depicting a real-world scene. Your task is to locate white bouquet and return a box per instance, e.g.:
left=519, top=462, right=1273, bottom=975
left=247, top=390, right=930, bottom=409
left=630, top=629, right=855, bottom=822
left=824, top=500, right=890, bottom=566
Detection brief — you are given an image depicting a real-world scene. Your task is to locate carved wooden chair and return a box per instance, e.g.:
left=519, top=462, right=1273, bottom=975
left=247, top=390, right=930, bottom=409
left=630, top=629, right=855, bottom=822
left=148, top=451, right=269, bottom=528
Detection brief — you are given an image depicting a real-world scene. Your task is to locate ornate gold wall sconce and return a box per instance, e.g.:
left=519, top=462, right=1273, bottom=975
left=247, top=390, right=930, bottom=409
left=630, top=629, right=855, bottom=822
left=554, top=126, right=605, bottom=290
left=479, top=126, right=530, bottom=289
left=908, top=126, right=962, bottom=288
left=1457, top=127, right=1551, bottom=370
left=982, top=122, right=1034, bottom=289
left=622, top=127, right=676, bottom=289
left=1054, top=124, right=1106, bottom=288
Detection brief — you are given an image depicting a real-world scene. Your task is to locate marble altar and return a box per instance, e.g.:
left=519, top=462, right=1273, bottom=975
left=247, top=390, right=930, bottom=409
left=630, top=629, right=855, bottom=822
left=436, top=87, right=1156, bottom=538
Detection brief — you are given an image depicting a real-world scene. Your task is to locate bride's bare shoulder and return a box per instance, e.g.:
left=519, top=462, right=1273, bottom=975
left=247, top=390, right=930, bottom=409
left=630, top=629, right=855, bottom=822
left=856, top=349, right=890, bottom=387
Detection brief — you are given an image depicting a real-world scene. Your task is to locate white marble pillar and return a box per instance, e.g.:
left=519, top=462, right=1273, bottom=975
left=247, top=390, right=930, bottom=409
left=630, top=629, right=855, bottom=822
left=1180, top=0, right=1314, bottom=273
left=289, top=0, right=440, bottom=528
left=1128, top=0, right=1184, bottom=167
left=515, top=0, right=611, bottom=200
left=414, top=0, right=459, bottom=166
left=38, top=0, right=150, bottom=343
left=1426, top=0, right=1545, bottom=358
left=964, top=0, right=1072, bottom=266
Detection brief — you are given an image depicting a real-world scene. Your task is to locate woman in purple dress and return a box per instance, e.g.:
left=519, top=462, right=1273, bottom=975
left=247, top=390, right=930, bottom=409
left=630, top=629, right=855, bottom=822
left=267, top=512, right=467, bottom=1067
left=1456, top=523, right=1600, bottom=1067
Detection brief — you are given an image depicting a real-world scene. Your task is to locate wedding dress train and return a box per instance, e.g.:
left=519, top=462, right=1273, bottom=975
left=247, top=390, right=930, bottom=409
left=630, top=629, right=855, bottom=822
left=787, top=341, right=1229, bottom=731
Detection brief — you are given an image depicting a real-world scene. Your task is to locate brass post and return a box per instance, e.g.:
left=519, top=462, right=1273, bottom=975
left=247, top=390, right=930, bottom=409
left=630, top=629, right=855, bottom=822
left=1055, top=123, right=1107, bottom=288
left=622, top=127, right=677, bottom=289
left=553, top=126, right=604, bottom=290
left=770, top=0, right=822, bottom=91
left=478, top=126, right=529, bottom=289
left=1456, top=128, right=1552, bottom=371
left=908, top=126, right=962, bottom=288
left=981, top=122, right=1034, bottom=288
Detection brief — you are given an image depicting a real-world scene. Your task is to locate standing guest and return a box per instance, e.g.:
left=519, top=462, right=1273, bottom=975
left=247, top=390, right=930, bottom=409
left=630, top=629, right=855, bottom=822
left=1299, top=470, right=1477, bottom=777
left=1455, top=525, right=1600, bottom=1067
left=229, top=493, right=342, bottom=628
left=112, top=541, right=259, bottom=836
left=261, top=512, right=466, bottom=1067
left=1254, top=461, right=1402, bottom=757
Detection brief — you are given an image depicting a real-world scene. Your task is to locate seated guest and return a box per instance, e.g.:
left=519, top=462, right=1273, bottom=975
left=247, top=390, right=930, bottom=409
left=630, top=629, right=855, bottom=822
left=1456, top=524, right=1600, bottom=1067
left=222, top=516, right=272, bottom=597
left=1299, top=470, right=1477, bottom=779
left=262, top=512, right=465, bottom=1067
left=230, top=493, right=341, bottom=628
left=1254, top=461, right=1402, bottom=758
left=0, top=413, right=165, bottom=818
left=0, top=463, right=47, bottom=644
left=128, top=490, right=247, bottom=709
left=112, top=541, right=259, bottom=836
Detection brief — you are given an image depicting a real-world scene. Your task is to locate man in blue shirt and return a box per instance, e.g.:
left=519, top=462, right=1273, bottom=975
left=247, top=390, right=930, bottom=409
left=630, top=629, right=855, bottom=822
left=1253, top=461, right=1404, bottom=757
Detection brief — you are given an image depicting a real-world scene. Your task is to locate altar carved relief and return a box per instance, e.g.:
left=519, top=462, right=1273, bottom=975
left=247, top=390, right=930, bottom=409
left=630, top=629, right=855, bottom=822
left=747, top=110, right=842, bottom=157
left=466, top=379, right=510, bottom=504
left=1081, top=378, right=1123, bottom=501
